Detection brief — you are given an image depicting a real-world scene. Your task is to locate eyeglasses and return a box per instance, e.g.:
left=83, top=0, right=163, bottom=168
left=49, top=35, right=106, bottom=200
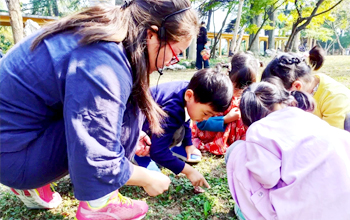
left=167, top=42, right=180, bottom=65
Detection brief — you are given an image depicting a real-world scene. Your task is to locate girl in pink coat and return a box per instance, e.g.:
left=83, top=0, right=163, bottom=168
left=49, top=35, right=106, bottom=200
left=226, top=79, right=350, bottom=220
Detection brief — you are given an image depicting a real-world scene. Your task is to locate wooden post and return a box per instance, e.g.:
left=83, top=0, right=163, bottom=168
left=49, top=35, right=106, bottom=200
left=266, top=40, right=268, bottom=51
left=307, top=38, right=311, bottom=49
left=245, top=38, right=249, bottom=52
left=219, top=37, right=222, bottom=58
left=188, top=38, right=196, bottom=60
left=226, top=39, right=230, bottom=56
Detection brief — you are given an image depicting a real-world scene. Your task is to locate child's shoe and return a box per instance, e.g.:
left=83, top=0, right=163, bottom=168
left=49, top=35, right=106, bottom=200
left=10, top=183, right=62, bottom=209
left=170, top=146, right=201, bottom=163
left=75, top=191, right=148, bottom=220
left=133, top=155, right=161, bottom=172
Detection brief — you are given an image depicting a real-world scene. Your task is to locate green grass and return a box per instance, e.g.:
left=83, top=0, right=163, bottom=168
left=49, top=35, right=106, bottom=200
left=1, top=55, right=349, bottom=220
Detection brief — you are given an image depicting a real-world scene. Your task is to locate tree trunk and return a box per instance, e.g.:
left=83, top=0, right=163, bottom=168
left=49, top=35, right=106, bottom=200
left=229, top=0, right=243, bottom=56
left=267, top=10, right=276, bottom=49
left=292, top=31, right=300, bottom=52
left=207, top=9, right=212, bottom=31
left=188, top=38, right=196, bottom=60
left=249, top=14, right=262, bottom=55
left=325, top=40, right=335, bottom=54
left=210, top=7, right=231, bottom=58
left=234, top=27, right=245, bottom=53
left=52, top=0, right=59, bottom=16
left=285, top=22, right=299, bottom=52
left=5, top=0, right=23, bottom=44
left=47, top=1, right=52, bottom=16
left=285, top=0, right=343, bottom=52
left=332, top=23, right=345, bottom=55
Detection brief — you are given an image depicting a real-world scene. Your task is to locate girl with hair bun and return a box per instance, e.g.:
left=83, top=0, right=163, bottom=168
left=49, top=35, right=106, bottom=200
left=262, top=46, right=350, bottom=131
left=226, top=81, right=350, bottom=220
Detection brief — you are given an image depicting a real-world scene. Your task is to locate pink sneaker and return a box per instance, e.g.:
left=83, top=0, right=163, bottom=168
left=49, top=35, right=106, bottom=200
left=10, top=184, right=62, bottom=209
left=75, top=191, right=148, bottom=220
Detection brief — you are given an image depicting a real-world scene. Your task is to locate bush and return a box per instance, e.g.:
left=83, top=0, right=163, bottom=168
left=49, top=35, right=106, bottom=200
left=0, top=34, right=13, bottom=54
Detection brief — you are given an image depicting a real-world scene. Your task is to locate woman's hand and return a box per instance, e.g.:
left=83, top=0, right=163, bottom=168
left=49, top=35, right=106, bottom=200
left=142, top=171, right=171, bottom=196
left=135, top=131, right=151, bottom=156
left=127, top=165, right=171, bottom=196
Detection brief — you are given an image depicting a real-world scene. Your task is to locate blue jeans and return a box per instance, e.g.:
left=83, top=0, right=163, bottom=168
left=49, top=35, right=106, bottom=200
left=225, top=140, right=246, bottom=220
left=345, top=113, right=350, bottom=132
left=0, top=120, right=68, bottom=190
left=225, top=140, right=243, bottom=164
left=196, top=44, right=209, bottom=69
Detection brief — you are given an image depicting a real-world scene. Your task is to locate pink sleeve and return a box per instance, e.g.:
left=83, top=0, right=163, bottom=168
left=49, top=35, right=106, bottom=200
left=245, top=141, right=281, bottom=189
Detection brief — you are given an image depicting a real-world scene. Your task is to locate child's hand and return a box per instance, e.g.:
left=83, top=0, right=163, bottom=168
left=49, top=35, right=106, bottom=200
left=223, top=108, right=240, bottom=124
left=135, top=131, right=151, bottom=156
left=182, top=164, right=210, bottom=189
left=185, top=145, right=202, bottom=161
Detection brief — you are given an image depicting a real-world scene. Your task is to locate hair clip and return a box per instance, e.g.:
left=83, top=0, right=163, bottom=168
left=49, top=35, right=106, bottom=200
left=278, top=57, right=292, bottom=65
left=121, top=0, right=133, bottom=10
left=291, top=57, right=301, bottom=64
left=278, top=56, right=302, bottom=65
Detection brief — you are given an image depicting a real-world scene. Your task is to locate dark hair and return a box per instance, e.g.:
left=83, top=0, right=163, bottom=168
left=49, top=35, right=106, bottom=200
left=240, top=81, right=315, bottom=126
left=229, top=52, right=259, bottom=90
left=188, top=66, right=233, bottom=112
left=309, top=46, right=325, bottom=70
left=30, top=0, right=198, bottom=134
left=261, top=76, right=287, bottom=90
left=263, top=76, right=315, bottom=112
left=261, top=48, right=324, bottom=90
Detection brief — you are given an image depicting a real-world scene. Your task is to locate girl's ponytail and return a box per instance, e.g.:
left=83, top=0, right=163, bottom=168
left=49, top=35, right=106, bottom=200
left=309, top=46, right=325, bottom=71
left=290, top=90, right=315, bottom=112
left=240, top=81, right=316, bottom=126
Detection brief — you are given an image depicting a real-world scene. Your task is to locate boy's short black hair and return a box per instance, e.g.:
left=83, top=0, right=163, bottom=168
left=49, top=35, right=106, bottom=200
left=187, top=67, right=233, bottom=112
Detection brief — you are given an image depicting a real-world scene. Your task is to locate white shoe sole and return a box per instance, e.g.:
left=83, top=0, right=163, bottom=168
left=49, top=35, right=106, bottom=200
left=74, top=212, right=147, bottom=220
left=13, top=189, right=62, bottom=209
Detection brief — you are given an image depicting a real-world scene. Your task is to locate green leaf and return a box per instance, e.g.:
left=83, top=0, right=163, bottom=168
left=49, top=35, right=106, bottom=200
left=176, top=185, right=182, bottom=193
left=204, top=201, right=211, bottom=217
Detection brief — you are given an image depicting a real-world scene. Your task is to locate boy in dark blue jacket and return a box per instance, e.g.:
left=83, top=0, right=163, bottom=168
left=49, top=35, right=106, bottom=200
left=134, top=68, right=233, bottom=189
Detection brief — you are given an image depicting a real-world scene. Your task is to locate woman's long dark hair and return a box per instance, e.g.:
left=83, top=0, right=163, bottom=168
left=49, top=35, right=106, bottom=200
left=30, top=0, right=199, bottom=134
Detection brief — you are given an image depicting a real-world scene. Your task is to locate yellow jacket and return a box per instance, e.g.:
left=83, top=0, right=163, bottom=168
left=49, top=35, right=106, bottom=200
left=313, top=73, right=350, bottom=129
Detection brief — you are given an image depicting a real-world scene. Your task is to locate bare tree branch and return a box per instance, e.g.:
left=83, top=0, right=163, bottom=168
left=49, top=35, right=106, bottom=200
left=295, top=0, right=302, bottom=18
left=311, top=0, right=343, bottom=18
